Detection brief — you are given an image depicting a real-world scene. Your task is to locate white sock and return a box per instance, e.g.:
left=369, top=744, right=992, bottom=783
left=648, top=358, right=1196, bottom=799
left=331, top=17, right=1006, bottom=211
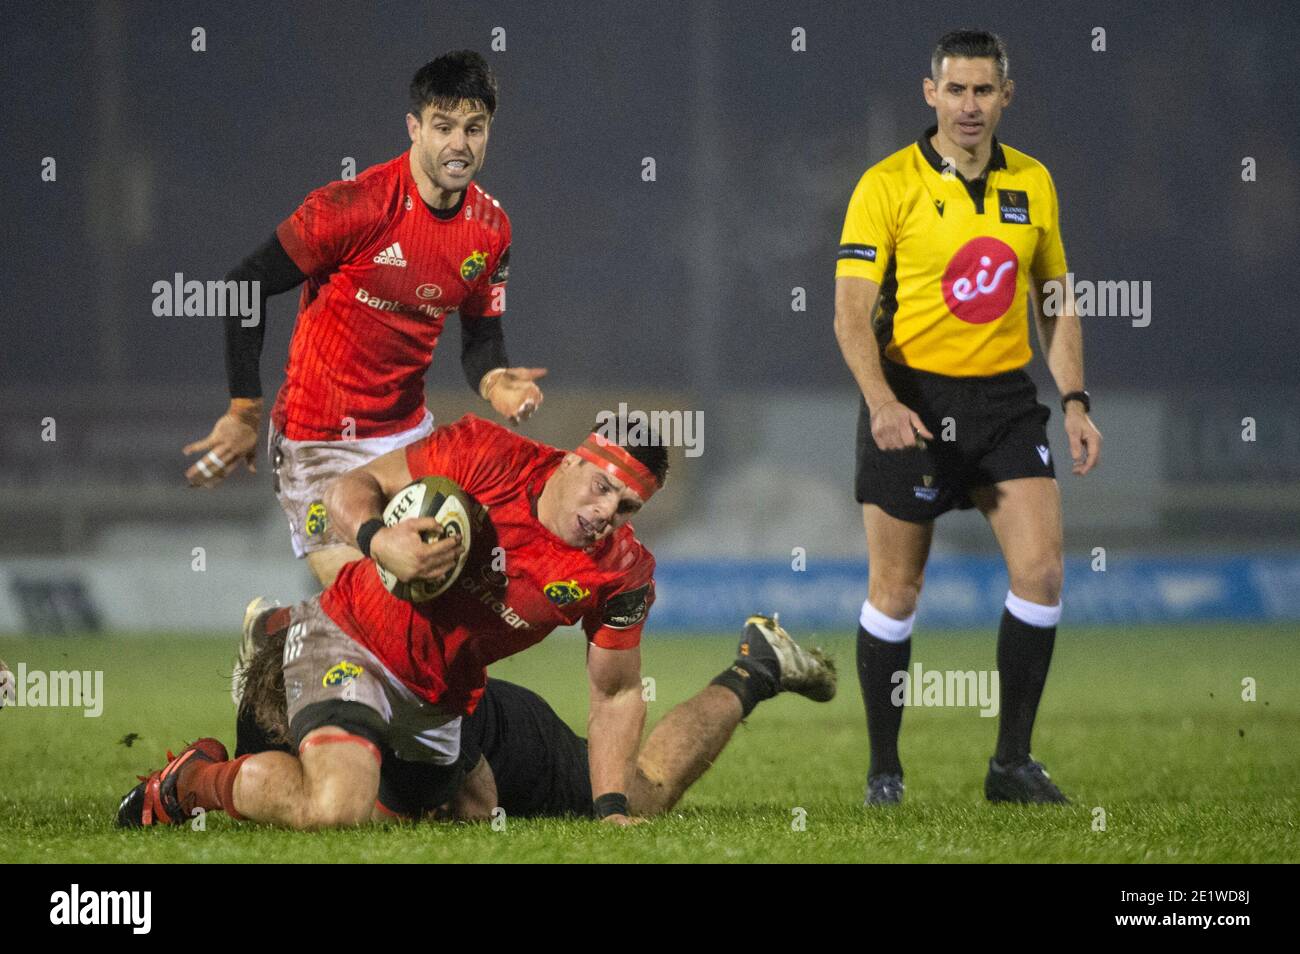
left=1004, top=591, right=1062, bottom=629
left=859, top=599, right=916, bottom=643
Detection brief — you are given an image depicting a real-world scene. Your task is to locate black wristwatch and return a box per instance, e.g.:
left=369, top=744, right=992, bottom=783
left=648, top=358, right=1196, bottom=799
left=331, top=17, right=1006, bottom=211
left=1060, top=390, right=1091, bottom=413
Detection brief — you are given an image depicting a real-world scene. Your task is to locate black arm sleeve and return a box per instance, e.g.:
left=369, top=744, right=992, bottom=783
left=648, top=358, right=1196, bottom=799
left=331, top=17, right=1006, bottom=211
left=223, top=233, right=308, bottom=399
left=459, top=313, right=510, bottom=393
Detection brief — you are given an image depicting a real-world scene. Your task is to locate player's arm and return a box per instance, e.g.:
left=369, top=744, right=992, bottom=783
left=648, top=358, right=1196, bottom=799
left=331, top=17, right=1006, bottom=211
left=586, top=643, right=646, bottom=825
left=1031, top=275, right=1101, bottom=475
left=184, top=234, right=307, bottom=487
left=458, top=312, right=546, bottom=425
left=458, top=238, right=546, bottom=426
left=322, top=447, right=462, bottom=584
left=834, top=276, right=933, bottom=450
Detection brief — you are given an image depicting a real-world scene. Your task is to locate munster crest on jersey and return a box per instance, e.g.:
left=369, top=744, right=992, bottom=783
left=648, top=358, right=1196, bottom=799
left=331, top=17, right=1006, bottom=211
left=460, top=251, right=487, bottom=281
left=305, top=501, right=328, bottom=537
left=322, top=661, right=363, bottom=687
left=545, top=579, right=591, bottom=606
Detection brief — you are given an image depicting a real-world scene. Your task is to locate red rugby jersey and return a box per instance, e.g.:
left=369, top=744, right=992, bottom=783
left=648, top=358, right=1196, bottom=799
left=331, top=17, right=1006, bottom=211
left=319, top=415, right=657, bottom=716
left=272, top=154, right=510, bottom=441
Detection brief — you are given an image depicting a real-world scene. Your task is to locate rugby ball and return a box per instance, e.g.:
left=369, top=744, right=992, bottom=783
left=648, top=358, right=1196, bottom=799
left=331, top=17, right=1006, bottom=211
left=374, top=476, right=473, bottom=603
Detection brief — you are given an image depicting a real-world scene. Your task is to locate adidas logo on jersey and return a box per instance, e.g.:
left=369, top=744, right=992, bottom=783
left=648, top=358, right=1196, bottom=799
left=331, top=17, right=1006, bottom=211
left=373, top=242, right=407, bottom=267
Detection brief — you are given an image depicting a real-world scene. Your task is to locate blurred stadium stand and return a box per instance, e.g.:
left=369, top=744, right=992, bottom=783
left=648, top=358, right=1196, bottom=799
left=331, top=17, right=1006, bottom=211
left=4, top=383, right=1296, bottom=556
left=2, top=384, right=1297, bottom=633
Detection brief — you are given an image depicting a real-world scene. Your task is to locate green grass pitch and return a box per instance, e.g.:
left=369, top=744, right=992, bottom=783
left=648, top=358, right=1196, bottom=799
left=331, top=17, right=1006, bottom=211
left=2, top=623, right=1296, bottom=863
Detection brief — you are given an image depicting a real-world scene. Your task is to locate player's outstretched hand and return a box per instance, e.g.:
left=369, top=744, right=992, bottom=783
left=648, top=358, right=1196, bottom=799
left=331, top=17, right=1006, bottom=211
left=1064, top=405, right=1102, bottom=475
left=183, top=398, right=263, bottom=488
left=870, top=399, right=933, bottom=451
left=370, top=518, right=463, bottom=584
left=599, top=813, right=646, bottom=826
left=486, top=367, right=547, bottom=426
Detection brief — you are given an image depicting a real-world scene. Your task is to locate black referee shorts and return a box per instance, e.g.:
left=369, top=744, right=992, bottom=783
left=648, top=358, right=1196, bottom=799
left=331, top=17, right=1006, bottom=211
left=855, top=359, right=1055, bottom=523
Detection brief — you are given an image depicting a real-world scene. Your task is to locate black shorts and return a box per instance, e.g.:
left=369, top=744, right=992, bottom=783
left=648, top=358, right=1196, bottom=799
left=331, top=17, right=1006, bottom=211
left=363, top=679, right=593, bottom=820
left=855, top=360, right=1055, bottom=522
left=373, top=749, right=472, bottom=819
left=231, top=647, right=587, bottom=819
left=460, top=679, right=593, bottom=818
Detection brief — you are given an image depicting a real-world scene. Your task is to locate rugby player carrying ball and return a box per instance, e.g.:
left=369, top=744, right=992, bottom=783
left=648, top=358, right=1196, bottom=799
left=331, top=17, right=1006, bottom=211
left=121, top=415, right=832, bottom=828
left=183, top=51, right=545, bottom=588
left=127, top=415, right=660, bottom=827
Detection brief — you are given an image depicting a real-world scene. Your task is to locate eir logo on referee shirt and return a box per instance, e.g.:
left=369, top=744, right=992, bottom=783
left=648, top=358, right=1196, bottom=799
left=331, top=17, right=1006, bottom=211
left=941, top=237, right=1019, bottom=325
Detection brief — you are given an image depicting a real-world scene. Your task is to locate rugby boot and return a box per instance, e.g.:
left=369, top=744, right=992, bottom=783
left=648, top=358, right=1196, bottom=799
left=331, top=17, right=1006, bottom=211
left=116, top=737, right=229, bottom=827
left=740, top=613, right=837, bottom=702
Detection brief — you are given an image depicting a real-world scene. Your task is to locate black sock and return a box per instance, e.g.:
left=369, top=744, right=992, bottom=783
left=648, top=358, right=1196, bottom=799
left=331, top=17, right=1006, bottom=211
left=994, top=608, right=1057, bottom=766
left=711, top=659, right=777, bottom=718
left=857, top=625, right=910, bottom=777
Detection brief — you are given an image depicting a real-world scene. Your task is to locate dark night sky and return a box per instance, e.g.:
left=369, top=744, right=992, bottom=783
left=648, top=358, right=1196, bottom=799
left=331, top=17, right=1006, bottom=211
left=5, top=0, right=1298, bottom=396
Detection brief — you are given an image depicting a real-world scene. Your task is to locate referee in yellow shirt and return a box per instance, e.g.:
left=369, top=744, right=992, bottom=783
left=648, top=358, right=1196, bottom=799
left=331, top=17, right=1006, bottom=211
left=834, top=30, right=1102, bottom=805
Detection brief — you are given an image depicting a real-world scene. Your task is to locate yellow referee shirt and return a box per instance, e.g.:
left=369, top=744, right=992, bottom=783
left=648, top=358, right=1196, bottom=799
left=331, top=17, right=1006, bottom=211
left=836, top=126, right=1068, bottom=377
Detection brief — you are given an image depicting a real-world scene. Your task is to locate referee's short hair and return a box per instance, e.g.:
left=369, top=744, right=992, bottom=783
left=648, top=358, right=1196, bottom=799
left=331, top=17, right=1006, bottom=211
left=931, top=30, right=1009, bottom=83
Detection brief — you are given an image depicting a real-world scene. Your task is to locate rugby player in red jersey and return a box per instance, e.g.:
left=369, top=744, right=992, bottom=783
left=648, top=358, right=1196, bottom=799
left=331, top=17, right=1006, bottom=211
left=225, top=617, right=836, bottom=822
left=121, top=415, right=686, bottom=827
left=182, top=50, right=545, bottom=587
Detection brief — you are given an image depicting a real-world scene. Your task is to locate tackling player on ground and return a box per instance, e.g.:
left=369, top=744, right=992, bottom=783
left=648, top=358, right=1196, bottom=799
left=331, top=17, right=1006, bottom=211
left=224, top=614, right=834, bottom=821
left=834, top=30, right=1102, bottom=805
left=183, top=50, right=545, bottom=587
left=120, top=415, right=687, bottom=827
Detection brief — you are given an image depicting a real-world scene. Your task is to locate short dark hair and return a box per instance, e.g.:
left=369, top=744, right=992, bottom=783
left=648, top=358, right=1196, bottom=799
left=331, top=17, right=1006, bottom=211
left=409, top=50, right=498, bottom=119
left=625, top=442, right=669, bottom=489
left=931, top=30, right=1009, bottom=83
left=592, top=418, right=670, bottom=489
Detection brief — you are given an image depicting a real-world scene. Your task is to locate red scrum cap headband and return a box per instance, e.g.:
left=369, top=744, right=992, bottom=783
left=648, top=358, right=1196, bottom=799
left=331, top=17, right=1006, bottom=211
left=575, top=432, right=659, bottom=502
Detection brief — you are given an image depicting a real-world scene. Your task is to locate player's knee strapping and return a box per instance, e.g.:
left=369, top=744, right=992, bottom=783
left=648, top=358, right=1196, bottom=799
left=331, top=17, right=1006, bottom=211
left=299, top=731, right=382, bottom=765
